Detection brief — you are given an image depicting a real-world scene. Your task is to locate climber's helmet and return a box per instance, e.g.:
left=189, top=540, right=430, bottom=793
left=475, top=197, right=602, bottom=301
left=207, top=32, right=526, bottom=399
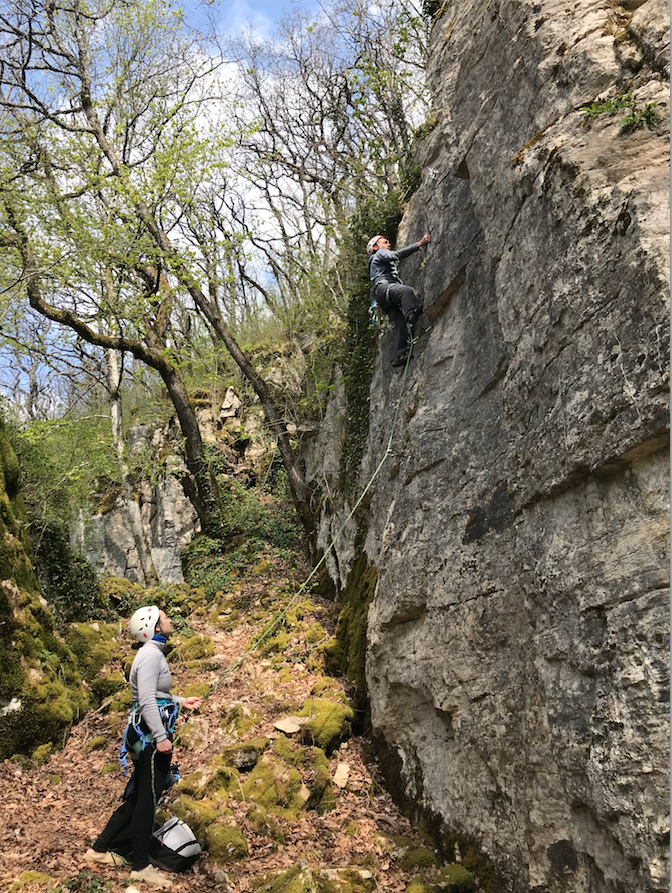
left=366, top=235, right=385, bottom=256
left=129, top=605, right=160, bottom=643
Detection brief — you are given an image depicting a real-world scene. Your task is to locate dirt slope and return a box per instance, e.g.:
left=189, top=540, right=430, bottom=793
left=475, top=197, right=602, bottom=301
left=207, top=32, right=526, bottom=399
left=0, top=560, right=437, bottom=893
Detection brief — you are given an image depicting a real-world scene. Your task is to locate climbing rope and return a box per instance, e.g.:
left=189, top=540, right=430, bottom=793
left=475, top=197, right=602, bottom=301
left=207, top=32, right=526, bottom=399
left=173, top=338, right=416, bottom=744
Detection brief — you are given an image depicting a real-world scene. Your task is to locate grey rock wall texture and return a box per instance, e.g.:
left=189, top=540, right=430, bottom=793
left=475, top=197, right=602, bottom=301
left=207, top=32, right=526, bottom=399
left=71, top=437, right=198, bottom=584
left=304, top=2, right=669, bottom=892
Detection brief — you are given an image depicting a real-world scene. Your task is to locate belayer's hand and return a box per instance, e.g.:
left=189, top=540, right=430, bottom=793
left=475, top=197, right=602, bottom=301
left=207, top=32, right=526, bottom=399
left=156, top=738, right=173, bottom=753
left=182, top=697, right=203, bottom=711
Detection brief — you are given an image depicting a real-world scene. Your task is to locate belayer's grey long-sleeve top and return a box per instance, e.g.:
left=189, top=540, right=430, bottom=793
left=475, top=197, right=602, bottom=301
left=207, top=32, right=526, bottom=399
left=368, top=243, right=420, bottom=285
left=130, top=640, right=184, bottom=743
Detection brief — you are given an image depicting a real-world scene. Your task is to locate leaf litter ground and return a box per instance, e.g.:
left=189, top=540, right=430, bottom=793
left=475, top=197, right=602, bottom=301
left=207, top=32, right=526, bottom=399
left=0, top=556, right=428, bottom=893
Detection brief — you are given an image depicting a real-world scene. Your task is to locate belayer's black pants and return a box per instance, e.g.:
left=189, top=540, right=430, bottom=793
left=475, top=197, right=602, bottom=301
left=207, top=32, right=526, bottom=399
left=93, top=746, right=171, bottom=871
left=375, top=282, right=421, bottom=360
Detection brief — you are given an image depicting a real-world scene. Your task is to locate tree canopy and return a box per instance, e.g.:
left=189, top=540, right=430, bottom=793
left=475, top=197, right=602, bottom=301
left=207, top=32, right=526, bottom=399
left=0, top=0, right=431, bottom=538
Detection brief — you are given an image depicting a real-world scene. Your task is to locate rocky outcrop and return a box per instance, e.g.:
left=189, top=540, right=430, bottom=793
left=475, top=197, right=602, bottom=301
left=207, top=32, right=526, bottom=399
left=304, top=2, right=669, bottom=892
left=71, top=450, right=199, bottom=585
left=0, top=418, right=89, bottom=760
left=71, top=391, right=276, bottom=584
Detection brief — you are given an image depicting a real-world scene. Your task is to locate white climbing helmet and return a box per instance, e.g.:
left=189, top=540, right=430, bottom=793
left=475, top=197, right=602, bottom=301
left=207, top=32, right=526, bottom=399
left=129, top=605, right=160, bottom=643
left=366, top=234, right=385, bottom=255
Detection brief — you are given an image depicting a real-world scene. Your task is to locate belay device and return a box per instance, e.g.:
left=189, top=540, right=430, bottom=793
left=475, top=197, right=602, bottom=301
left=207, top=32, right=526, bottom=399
left=150, top=817, right=201, bottom=872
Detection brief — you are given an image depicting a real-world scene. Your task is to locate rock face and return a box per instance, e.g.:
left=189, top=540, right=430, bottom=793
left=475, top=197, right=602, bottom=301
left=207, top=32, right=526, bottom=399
left=71, top=451, right=199, bottom=584
left=304, top=3, right=669, bottom=892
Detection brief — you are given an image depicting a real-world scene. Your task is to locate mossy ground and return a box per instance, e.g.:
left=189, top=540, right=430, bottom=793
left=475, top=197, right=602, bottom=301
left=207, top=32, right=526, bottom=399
left=0, top=502, right=478, bottom=893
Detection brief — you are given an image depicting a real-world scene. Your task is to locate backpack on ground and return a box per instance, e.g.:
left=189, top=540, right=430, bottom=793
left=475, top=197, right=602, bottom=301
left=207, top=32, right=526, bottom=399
left=150, top=817, right=201, bottom=872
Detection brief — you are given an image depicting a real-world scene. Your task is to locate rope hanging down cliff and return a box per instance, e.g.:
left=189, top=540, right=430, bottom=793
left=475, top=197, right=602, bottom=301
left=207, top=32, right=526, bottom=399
left=173, top=340, right=417, bottom=744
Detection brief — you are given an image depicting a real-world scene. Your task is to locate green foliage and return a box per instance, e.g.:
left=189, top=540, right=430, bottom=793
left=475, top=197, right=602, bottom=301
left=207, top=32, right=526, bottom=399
left=581, top=92, right=634, bottom=118
left=620, top=102, right=661, bottom=134
left=32, top=522, right=107, bottom=626
left=581, top=92, right=661, bottom=134
left=46, top=870, right=112, bottom=892
left=6, top=415, right=118, bottom=527
left=182, top=485, right=302, bottom=599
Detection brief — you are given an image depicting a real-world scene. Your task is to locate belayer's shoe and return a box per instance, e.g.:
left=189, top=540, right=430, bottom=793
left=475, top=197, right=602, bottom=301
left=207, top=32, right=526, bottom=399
left=130, top=865, right=173, bottom=889
left=391, top=351, right=409, bottom=368
left=84, top=848, right=128, bottom=867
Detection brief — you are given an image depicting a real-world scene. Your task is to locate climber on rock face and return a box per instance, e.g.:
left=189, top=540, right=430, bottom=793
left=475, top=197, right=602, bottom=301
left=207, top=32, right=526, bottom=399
left=367, top=231, right=431, bottom=367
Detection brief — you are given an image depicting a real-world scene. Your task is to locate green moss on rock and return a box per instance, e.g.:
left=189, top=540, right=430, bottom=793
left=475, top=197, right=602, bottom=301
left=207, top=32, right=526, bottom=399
left=203, top=760, right=242, bottom=798
left=240, top=754, right=305, bottom=819
left=297, top=699, right=354, bottom=753
left=177, top=770, right=205, bottom=798
left=323, top=534, right=377, bottom=719
left=221, top=702, right=263, bottom=740
left=258, top=630, right=290, bottom=656
left=85, top=735, right=107, bottom=753
left=0, top=427, right=89, bottom=760
left=306, top=747, right=336, bottom=814
left=428, top=865, right=475, bottom=893
left=391, top=837, right=437, bottom=870
left=64, top=621, right=118, bottom=681
left=172, top=795, right=220, bottom=839
left=247, top=805, right=285, bottom=842
left=167, top=634, right=214, bottom=663
left=90, top=670, right=126, bottom=702
left=206, top=821, right=249, bottom=863
left=220, top=737, right=270, bottom=771
left=8, top=870, right=53, bottom=892
left=32, top=743, right=52, bottom=765
left=273, top=737, right=306, bottom=765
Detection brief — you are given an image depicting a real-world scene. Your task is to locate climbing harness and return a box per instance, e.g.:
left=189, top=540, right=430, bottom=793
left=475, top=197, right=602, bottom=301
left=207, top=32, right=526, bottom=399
left=173, top=338, right=416, bottom=746
left=119, top=698, right=179, bottom=775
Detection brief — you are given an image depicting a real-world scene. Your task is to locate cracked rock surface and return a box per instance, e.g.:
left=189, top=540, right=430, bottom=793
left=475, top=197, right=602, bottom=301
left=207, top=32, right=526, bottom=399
left=304, top=2, right=669, bottom=892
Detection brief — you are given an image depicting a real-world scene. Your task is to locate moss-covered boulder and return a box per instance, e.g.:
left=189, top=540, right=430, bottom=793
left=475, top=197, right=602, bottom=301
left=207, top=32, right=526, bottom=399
left=305, top=747, right=336, bottom=815
left=221, top=701, right=262, bottom=740
left=64, top=621, right=119, bottom=681
left=90, top=669, right=126, bottom=703
left=220, top=737, right=270, bottom=771
left=203, top=761, right=242, bottom=798
left=167, top=634, right=214, bottom=663
left=240, top=753, right=305, bottom=819
left=253, top=864, right=316, bottom=893
left=247, top=805, right=285, bottom=843
left=297, top=698, right=354, bottom=753
left=206, top=820, right=248, bottom=863
left=0, top=420, right=89, bottom=760
left=390, top=837, right=437, bottom=870
left=172, top=795, right=220, bottom=839
left=428, top=865, right=475, bottom=893
left=32, top=742, right=52, bottom=765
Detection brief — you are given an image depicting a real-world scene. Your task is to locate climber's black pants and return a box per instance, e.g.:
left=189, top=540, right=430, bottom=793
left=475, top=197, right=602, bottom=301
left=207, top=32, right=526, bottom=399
left=374, top=282, right=421, bottom=359
left=93, top=746, right=171, bottom=871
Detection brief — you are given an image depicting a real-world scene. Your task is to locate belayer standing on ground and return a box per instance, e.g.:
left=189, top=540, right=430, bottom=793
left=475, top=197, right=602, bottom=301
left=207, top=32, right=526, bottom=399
left=85, top=606, right=203, bottom=890
left=367, top=231, right=431, bottom=367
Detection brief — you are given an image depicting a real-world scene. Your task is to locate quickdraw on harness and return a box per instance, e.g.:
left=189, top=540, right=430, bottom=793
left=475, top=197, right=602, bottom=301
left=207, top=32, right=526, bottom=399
left=120, top=698, right=179, bottom=776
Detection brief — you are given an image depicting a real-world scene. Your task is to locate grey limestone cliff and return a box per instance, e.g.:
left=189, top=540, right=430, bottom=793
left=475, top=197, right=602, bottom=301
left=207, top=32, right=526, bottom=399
left=304, top=2, right=669, bottom=891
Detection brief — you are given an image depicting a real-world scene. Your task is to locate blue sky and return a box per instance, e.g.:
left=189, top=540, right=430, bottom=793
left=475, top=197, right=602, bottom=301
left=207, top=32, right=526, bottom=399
left=208, top=0, right=320, bottom=37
